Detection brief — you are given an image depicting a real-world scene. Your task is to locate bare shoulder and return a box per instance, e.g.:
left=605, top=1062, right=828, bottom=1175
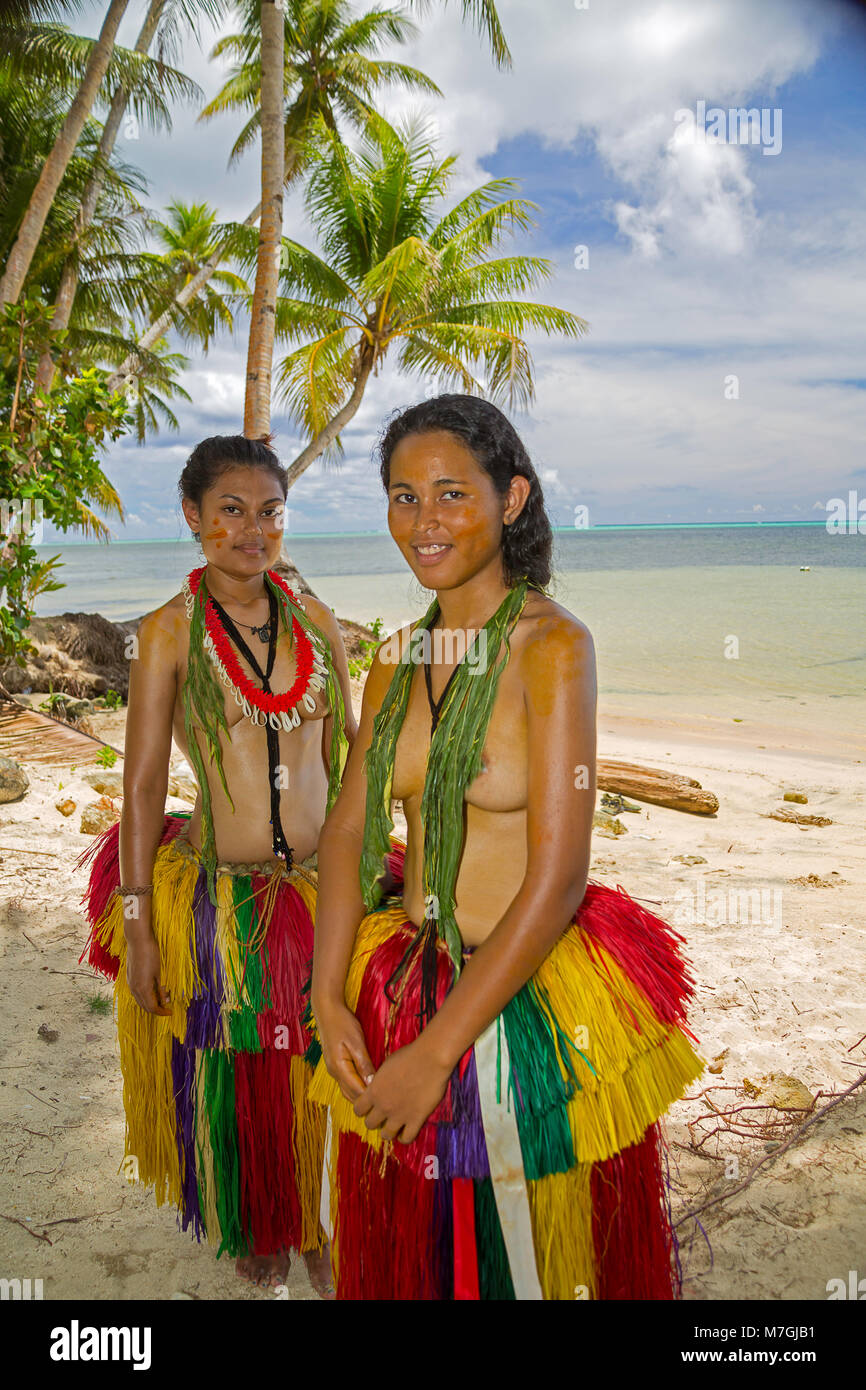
left=298, top=592, right=341, bottom=646
left=135, top=591, right=188, bottom=655
left=355, top=616, right=421, bottom=710
left=513, top=589, right=595, bottom=673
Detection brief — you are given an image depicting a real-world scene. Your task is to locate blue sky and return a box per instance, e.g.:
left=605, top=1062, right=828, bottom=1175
left=44, top=0, right=866, bottom=540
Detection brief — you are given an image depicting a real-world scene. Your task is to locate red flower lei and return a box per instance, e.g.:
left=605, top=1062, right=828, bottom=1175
left=186, top=566, right=318, bottom=716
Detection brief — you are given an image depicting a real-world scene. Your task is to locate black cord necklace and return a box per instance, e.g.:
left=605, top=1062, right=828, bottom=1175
left=422, top=624, right=462, bottom=736
left=228, top=613, right=274, bottom=643
left=208, top=584, right=293, bottom=866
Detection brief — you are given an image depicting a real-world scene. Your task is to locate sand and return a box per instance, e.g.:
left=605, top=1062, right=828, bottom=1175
left=0, top=691, right=863, bottom=1302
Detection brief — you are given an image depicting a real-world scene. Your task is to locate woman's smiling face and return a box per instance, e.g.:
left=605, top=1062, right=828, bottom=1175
left=386, top=430, right=518, bottom=589
left=183, top=465, right=286, bottom=574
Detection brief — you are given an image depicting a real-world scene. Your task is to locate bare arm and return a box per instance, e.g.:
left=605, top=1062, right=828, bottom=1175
left=118, top=604, right=181, bottom=1015
left=354, top=616, right=598, bottom=1142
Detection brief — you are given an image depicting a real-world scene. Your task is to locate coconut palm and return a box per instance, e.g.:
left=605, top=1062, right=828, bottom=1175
left=0, top=68, right=203, bottom=432
left=265, top=113, right=587, bottom=486
left=107, top=0, right=440, bottom=397
left=0, top=1, right=82, bottom=21
left=0, top=67, right=149, bottom=324
left=201, top=0, right=440, bottom=166
left=207, top=0, right=510, bottom=434
left=0, top=0, right=131, bottom=307
left=147, top=200, right=249, bottom=351
left=245, top=0, right=284, bottom=435
left=39, top=0, right=229, bottom=388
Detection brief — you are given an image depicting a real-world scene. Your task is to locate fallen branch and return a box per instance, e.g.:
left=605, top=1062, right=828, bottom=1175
left=675, top=1070, right=866, bottom=1229
left=598, top=758, right=718, bottom=816
left=0, top=1213, right=52, bottom=1245
left=41, top=1206, right=121, bottom=1228
left=0, top=846, right=62, bottom=857
left=22, top=1088, right=57, bottom=1108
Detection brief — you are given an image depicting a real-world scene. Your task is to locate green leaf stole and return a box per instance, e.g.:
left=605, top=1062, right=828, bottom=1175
left=182, top=569, right=349, bottom=907
left=359, top=578, right=531, bottom=1001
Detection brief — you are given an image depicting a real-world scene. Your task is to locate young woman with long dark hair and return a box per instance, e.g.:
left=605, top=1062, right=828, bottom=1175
left=79, top=434, right=357, bottom=1294
left=309, top=395, right=703, bottom=1299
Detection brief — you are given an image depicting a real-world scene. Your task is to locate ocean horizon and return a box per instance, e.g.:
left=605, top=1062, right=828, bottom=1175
left=43, top=519, right=836, bottom=543
left=29, top=524, right=866, bottom=740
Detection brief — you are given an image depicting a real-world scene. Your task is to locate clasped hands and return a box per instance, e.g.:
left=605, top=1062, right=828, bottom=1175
left=315, top=999, right=452, bottom=1145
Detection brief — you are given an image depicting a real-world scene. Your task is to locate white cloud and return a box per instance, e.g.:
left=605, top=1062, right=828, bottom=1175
left=73, top=0, right=866, bottom=532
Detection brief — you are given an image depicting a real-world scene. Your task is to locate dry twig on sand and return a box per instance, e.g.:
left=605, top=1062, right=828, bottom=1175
left=675, top=1071, right=866, bottom=1229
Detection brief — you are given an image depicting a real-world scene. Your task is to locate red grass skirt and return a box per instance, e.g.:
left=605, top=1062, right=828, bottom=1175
left=308, top=844, right=704, bottom=1299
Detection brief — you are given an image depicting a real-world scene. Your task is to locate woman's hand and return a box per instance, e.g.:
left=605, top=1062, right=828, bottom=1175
left=126, top=935, right=172, bottom=1016
left=352, top=1039, right=452, bottom=1145
left=315, top=997, right=376, bottom=1104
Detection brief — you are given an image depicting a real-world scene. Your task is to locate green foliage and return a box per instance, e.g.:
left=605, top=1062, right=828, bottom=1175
left=86, top=993, right=112, bottom=1016
left=0, top=298, right=131, bottom=665
left=348, top=616, right=385, bottom=679
left=39, top=689, right=70, bottom=712
left=95, top=745, right=117, bottom=768
left=274, top=114, right=588, bottom=460
left=100, top=687, right=123, bottom=710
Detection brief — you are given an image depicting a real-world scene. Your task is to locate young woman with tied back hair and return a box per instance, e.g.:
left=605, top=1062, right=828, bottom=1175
left=308, top=394, right=704, bottom=1300
left=79, top=434, right=358, bottom=1296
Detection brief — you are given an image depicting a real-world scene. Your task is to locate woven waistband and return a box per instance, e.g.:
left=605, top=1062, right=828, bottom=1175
left=169, top=830, right=318, bottom=887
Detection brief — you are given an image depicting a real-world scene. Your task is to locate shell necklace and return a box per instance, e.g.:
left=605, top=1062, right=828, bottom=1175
left=181, top=566, right=329, bottom=733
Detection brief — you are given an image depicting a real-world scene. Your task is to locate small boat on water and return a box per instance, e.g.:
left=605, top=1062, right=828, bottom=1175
left=799, top=565, right=811, bottom=571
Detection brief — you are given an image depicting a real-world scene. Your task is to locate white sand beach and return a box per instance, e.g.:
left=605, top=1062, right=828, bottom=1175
left=0, top=689, right=864, bottom=1301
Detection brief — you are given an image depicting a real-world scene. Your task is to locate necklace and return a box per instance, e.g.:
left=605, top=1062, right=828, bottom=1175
left=182, top=566, right=329, bottom=731
left=423, top=639, right=462, bottom=736
left=208, top=584, right=294, bottom=865
left=226, top=612, right=274, bottom=643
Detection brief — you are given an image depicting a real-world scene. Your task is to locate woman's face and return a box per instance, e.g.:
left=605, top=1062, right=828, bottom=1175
left=386, top=430, right=528, bottom=590
left=182, top=465, right=286, bottom=575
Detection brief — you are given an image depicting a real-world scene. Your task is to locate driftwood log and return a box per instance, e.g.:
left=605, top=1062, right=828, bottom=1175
left=598, top=759, right=718, bottom=816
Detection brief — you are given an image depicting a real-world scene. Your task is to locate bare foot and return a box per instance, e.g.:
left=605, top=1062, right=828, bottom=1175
left=303, top=1242, right=336, bottom=1299
left=236, top=1250, right=290, bottom=1289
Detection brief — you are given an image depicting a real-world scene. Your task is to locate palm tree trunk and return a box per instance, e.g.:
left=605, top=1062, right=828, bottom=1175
left=243, top=0, right=284, bottom=437
left=0, top=0, right=130, bottom=308
left=37, top=0, right=166, bottom=390
left=284, top=345, right=375, bottom=489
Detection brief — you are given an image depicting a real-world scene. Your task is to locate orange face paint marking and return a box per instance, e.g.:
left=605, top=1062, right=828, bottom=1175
left=204, top=527, right=228, bottom=540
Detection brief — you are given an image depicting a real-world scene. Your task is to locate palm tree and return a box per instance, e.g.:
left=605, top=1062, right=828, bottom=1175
left=37, top=0, right=230, bottom=390
left=0, top=0, right=131, bottom=306
left=0, top=72, right=210, bottom=439
left=245, top=0, right=284, bottom=436
left=268, top=114, right=587, bottom=486
left=148, top=200, right=249, bottom=350
left=106, top=0, right=440, bottom=396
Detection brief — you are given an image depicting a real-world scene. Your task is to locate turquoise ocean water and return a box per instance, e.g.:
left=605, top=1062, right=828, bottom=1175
left=33, top=525, right=866, bottom=737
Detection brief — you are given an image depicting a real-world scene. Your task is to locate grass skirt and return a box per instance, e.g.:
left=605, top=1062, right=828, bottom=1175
left=307, top=844, right=704, bottom=1299
left=77, top=812, right=325, bottom=1258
